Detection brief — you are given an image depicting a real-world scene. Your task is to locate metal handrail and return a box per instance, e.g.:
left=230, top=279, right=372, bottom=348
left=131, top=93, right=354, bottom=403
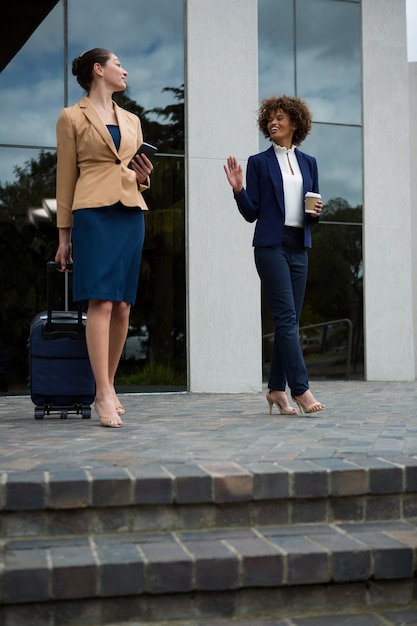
left=263, top=318, right=353, bottom=380
left=300, top=318, right=353, bottom=380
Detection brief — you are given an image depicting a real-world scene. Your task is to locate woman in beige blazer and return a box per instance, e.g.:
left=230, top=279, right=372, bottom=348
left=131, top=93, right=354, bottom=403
left=55, top=48, right=154, bottom=428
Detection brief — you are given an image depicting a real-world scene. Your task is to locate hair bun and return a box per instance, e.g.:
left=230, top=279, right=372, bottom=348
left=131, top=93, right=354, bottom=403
left=71, top=57, right=81, bottom=76
left=71, top=48, right=112, bottom=92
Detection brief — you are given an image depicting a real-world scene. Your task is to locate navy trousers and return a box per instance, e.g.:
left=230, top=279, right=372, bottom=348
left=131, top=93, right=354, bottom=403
left=255, top=226, right=309, bottom=395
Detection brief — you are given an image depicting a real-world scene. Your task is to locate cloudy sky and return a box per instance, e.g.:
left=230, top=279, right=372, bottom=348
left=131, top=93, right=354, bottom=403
left=407, top=0, right=417, bottom=61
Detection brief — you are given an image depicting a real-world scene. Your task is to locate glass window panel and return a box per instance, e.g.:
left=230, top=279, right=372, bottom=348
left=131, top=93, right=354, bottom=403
left=0, top=0, right=185, bottom=392
left=0, top=146, right=53, bottom=189
left=302, top=123, right=362, bottom=213
left=0, top=147, right=57, bottom=214
left=258, top=123, right=363, bottom=215
left=258, top=0, right=363, bottom=381
left=302, top=222, right=364, bottom=378
left=0, top=2, right=64, bottom=146
left=263, top=221, right=364, bottom=381
left=67, top=0, right=184, bottom=141
left=117, top=154, right=186, bottom=388
left=0, top=147, right=58, bottom=389
left=296, top=0, right=361, bottom=125
left=258, top=0, right=295, bottom=99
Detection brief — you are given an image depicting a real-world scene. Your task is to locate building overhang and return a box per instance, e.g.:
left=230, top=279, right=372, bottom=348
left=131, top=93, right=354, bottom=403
left=0, top=0, right=60, bottom=72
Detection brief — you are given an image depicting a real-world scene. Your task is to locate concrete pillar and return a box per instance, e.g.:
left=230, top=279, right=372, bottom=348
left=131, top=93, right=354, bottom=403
left=185, top=0, right=262, bottom=392
left=362, top=0, right=415, bottom=380
left=410, top=63, right=417, bottom=372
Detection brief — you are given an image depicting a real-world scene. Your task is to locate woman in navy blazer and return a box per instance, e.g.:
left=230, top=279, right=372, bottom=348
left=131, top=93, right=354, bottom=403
left=55, top=48, right=154, bottom=428
left=224, top=95, right=324, bottom=415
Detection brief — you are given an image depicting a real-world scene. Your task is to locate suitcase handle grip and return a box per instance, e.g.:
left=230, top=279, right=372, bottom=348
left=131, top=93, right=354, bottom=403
left=47, top=261, right=73, bottom=272
left=46, top=261, right=83, bottom=330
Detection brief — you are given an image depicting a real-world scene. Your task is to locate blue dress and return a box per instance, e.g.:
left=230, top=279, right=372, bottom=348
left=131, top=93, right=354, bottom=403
left=72, top=125, right=145, bottom=305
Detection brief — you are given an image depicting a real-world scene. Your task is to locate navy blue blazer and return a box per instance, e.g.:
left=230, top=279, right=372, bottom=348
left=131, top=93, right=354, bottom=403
left=234, top=145, right=320, bottom=248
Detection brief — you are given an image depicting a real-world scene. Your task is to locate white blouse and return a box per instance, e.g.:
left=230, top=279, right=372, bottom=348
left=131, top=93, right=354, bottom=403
left=273, top=143, right=304, bottom=228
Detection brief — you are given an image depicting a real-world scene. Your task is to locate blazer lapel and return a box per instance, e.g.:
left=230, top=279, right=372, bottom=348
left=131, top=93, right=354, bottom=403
left=113, top=103, right=130, bottom=156
left=266, top=146, right=285, bottom=215
left=295, top=149, right=311, bottom=197
left=78, top=96, right=119, bottom=157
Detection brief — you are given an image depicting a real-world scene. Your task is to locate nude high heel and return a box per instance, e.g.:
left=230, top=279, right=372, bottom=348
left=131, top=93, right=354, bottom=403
left=94, top=401, right=123, bottom=428
left=266, top=391, right=298, bottom=415
left=291, top=394, right=325, bottom=415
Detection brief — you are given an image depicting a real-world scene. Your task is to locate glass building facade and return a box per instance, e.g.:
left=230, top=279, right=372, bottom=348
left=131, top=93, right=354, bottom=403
left=0, top=0, right=363, bottom=393
left=0, top=0, right=186, bottom=392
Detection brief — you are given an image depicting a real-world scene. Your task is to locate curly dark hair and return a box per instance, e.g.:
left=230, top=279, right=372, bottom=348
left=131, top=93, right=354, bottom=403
left=72, top=48, right=113, bottom=92
left=258, top=95, right=312, bottom=146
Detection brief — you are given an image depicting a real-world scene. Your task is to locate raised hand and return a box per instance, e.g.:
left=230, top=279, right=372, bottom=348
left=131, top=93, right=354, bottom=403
left=224, top=156, right=243, bottom=194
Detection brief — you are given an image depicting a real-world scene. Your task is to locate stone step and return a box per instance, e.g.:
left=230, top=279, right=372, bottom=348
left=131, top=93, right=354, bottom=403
left=3, top=602, right=417, bottom=626
left=1, top=457, right=417, bottom=540
left=101, top=608, right=417, bottom=626
left=1, top=458, right=417, bottom=624
left=2, top=520, right=417, bottom=606
left=96, top=610, right=417, bottom=626
left=0, top=583, right=417, bottom=626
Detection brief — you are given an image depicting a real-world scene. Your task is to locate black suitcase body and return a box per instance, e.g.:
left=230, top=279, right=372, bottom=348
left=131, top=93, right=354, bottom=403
left=29, top=262, right=95, bottom=419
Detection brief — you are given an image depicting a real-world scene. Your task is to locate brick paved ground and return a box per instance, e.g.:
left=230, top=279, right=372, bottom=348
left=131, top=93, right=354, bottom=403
left=0, top=380, right=416, bottom=472
left=1, top=380, right=417, bottom=625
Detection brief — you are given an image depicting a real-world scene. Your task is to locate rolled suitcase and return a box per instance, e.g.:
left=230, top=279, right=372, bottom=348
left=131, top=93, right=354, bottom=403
left=29, top=261, right=95, bottom=419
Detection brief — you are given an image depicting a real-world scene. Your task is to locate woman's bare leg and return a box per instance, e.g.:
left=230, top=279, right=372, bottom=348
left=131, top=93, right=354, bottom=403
left=86, top=299, right=121, bottom=427
left=108, top=301, right=131, bottom=413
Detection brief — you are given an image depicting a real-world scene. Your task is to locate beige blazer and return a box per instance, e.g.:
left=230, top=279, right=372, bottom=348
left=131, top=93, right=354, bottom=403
left=56, top=96, right=150, bottom=228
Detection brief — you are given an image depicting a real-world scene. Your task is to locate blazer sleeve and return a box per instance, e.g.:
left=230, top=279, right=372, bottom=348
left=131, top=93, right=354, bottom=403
left=305, top=154, right=320, bottom=226
left=56, top=109, right=79, bottom=228
left=233, top=155, right=260, bottom=223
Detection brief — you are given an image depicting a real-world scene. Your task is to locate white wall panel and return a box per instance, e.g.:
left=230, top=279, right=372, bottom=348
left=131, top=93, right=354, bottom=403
left=410, top=63, right=417, bottom=374
left=362, top=0, right=415, bottom=380
left=185, top=0, right=262, bottom=391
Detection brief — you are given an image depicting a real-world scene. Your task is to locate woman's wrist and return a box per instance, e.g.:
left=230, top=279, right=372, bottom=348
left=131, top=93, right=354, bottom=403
left=58, top=227, right=71, bottom=245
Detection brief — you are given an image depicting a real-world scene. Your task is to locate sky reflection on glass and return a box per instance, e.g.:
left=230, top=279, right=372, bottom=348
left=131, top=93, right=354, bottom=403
left=0, top=0, right=183, bottom=185
left=303, top=124, right=362, bottom=210
left=67, top=0, right=183, bottom=115
left=258, top=0, right=294, bottom=99
left=258, top=0, right=362, bottom=211
left=296, top=0, right=361, bottom=125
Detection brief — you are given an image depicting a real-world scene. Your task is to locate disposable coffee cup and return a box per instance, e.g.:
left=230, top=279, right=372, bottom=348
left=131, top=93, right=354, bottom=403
left=305, top=192, right=321, bottom=213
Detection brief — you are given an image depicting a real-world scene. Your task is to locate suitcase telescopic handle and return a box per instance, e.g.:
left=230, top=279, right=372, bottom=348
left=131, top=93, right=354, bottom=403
left=46, top=262, right=83, bottom=330
left=47, top=261, right=73, bottom=272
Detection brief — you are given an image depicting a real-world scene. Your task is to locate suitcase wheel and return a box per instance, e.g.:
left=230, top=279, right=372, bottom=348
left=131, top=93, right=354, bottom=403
left=60, top=410, right=68, bottom=419
left=34, top=408, right=44, bottom=420
left=82, top=408, right=91, bottom=419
